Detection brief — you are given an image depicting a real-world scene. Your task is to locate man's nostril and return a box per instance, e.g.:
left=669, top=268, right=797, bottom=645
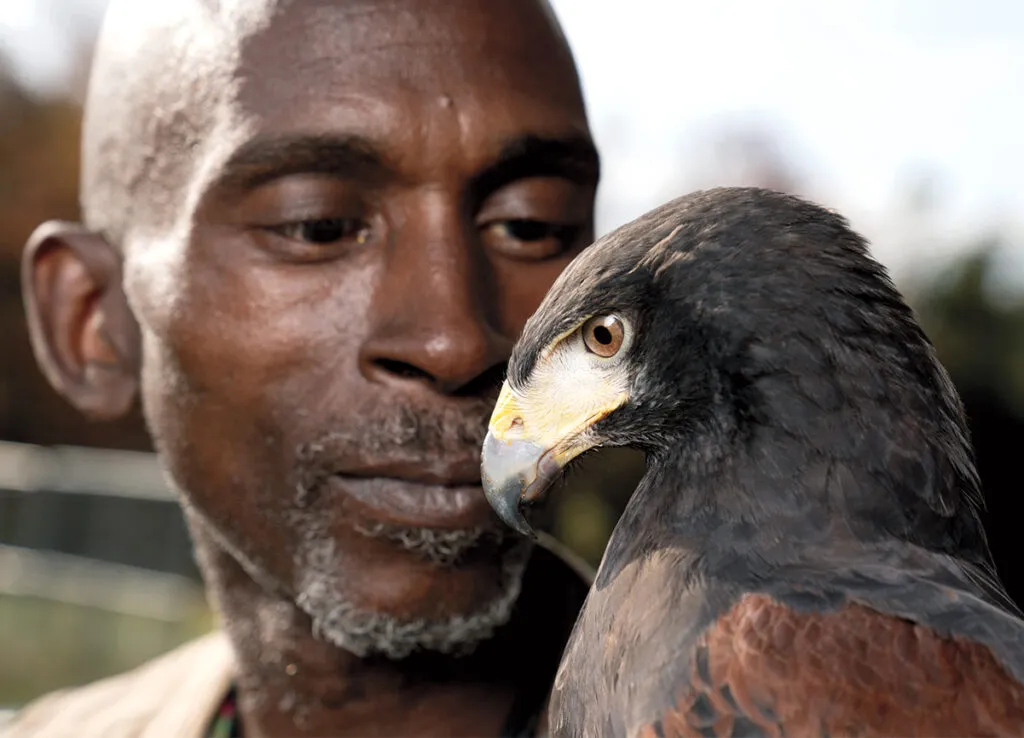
left=375, top=358, right=434, bottom=382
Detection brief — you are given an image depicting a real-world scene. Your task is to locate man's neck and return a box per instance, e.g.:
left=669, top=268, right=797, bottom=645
left=226, top=597, right=519, bottom=737
left=195, top=534, right=591, bottom=737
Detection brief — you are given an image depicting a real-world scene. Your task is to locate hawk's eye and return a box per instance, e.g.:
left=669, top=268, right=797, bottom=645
left=582, top=315, right=625, bottom=358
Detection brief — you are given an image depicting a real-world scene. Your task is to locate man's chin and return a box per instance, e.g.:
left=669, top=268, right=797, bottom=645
left=294, top=536, right=534, bottom=660
left=186, top=475, right=536, bottom=660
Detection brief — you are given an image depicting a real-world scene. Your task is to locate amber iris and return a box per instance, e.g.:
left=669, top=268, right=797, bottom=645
left=581, top=315, right=624, bottom=358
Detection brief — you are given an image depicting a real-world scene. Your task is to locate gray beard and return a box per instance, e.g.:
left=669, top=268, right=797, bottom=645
left=352, top=520, right=501, bottom=566
left=178, top=464, right=530, bottom=662
left=294, top=527, right=532, bottom=660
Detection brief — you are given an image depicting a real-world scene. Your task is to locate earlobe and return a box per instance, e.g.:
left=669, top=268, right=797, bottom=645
left=22, top=221, right=141, bottom=421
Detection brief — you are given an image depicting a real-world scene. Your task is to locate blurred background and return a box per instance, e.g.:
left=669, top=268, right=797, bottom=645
left=2, top=0, right=1023, bottom=717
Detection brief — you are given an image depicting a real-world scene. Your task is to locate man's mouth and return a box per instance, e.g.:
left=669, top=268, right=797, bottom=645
left=325, top=471, right=499, bottom=532
left=341, top=456, right=483, bottom=488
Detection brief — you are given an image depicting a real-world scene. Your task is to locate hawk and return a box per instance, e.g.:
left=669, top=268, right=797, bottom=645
left=480, top=187, right=1024, bottom=737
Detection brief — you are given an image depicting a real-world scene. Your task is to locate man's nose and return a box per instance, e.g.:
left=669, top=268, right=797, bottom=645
left=359, top=211, right=513, bottom=397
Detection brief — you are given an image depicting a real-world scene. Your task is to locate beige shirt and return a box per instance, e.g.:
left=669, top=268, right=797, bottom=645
left=3, top=632, right=235, bottom=738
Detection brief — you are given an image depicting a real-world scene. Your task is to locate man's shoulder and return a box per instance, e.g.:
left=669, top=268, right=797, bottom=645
left=3, top=630, right=235, bottom=738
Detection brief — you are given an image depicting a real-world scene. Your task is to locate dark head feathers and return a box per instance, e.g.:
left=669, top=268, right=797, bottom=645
left=513, top=187, right=884, bottom=383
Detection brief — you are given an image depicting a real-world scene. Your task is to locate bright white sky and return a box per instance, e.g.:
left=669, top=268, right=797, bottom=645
left=2, top=0, right=1023, bottom=285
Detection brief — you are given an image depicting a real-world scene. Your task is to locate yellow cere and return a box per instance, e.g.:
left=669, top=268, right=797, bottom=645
left=488, top=325, right=631, bottom=465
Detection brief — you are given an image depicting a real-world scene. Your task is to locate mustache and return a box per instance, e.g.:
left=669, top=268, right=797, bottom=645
left=293, top=398, right=494, bottom=504
left=299, top=398, right=492, bottom=461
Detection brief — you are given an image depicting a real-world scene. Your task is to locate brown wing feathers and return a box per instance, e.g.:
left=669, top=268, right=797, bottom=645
left=637, top=593, right=1024, bottom=738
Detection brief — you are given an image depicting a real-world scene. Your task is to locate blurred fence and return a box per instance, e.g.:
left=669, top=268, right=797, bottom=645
left=0, top=441, right=212, bottom=710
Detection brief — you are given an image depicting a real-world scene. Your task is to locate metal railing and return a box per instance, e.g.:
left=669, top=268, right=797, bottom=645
left=0, top=440, right=174, bottom=502
left=0, top=439, right=201, bottom=581
left=0, top=439, right=204, bottom=603
left=0, top=543, right=206, bottom=620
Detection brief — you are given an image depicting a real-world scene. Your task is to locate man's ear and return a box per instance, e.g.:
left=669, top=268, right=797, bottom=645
left=22, top=221, right=141, bottom=421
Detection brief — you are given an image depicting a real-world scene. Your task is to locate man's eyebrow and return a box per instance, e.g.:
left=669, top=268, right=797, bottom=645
left=211, top=134, right=394, bottom=192
left=474, top=134, right=601, bottom=194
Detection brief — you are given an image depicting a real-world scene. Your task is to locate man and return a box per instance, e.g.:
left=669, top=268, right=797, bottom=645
left=8, top=0, right=599, bottom=735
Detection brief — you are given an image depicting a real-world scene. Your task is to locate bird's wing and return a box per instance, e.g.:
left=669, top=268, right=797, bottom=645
left=633, top=591, right=1024, bottom=738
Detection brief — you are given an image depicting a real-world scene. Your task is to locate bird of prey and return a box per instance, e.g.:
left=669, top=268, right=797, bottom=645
left=480, top=187, right=1024, bottom=738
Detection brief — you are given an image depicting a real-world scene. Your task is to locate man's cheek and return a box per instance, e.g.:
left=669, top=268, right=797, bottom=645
left=494, top=259, right=577, bottom=335
left=141, top=336, right=283, bottom=474
left=162, top=311, right=307, bottom=403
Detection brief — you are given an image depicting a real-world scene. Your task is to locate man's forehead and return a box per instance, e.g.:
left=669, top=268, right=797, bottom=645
left=95, top=0, right=578, bottom=119
left=234, top=0, right=579, bottom=97
left=202, top=0, right=589, bottom=186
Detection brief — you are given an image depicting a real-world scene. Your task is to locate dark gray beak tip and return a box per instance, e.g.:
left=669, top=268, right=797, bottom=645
left=498, top=495, right=538, bottom=540
left=482, top=468, right=537, bottom=539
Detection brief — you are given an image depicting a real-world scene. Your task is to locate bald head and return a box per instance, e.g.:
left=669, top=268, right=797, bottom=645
left=80, top=0, right=584, bottom=248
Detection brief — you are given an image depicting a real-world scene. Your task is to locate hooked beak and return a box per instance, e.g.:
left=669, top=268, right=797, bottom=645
left=480, top=432, right=556, bottom=538
left=480, top=381, right=626, bottom=537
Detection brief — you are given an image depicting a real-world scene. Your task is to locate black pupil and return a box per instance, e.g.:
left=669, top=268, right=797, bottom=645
left=593, top=325, right=613, bottom=345
left=302, top=219, right=352, bottom=243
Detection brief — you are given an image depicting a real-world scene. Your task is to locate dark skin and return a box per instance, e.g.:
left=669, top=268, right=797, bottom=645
left=21, top=1, right=598, bottom=735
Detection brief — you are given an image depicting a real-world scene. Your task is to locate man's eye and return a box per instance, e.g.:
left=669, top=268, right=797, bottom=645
left=493, top=219, right=566, bottom=242
left=483, top=219, right=581, bottom=259
left=271, top=218, right=369, bottom=244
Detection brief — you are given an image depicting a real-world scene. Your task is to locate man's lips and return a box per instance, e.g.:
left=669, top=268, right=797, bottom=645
left=325, top=466, right=497, bottom=528
left=340, top=456, right=483, bottom=487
